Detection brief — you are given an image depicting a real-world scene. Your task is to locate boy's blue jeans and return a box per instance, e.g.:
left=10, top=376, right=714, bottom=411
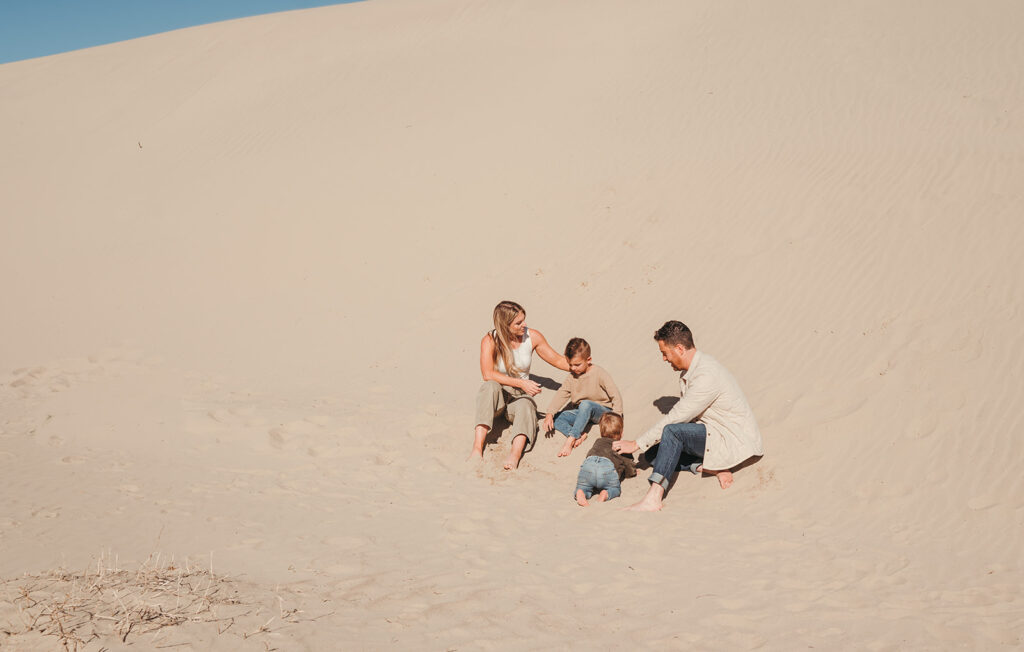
left=648, top=422, right=707, bottom=491
left=575, top=456, right=621, bottom=499
left=553, top=400, right=611, bottom=439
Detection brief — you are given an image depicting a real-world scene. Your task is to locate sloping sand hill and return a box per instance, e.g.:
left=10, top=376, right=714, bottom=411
left=2, top=0, right=1022, bottom=648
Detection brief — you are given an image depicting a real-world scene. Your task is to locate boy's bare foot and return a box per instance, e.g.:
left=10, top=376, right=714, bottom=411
left=698, top=466, right=734, bottom=489
left=557, top=438, right=574, bottom=457
left=571, top=432, right=587, bottom=448
left=625, top=484, right=665, bottom=511
left=575, top=489, right=589, bottom=506
left=593, top=490, right=608, bottom=503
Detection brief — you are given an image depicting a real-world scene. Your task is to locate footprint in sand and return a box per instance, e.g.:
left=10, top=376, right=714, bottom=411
left=967, top=493, right=999, bottom=510
left=208, top=406, right=267, bottom=428
left=267, top=416, right=335, bottom=455
left=268, top=427, right=288, bottom=449
left=30, top=506, right=61, bottom=519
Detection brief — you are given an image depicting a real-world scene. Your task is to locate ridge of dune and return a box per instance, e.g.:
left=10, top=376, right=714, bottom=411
left=2, top=0, right=1023, bottom=648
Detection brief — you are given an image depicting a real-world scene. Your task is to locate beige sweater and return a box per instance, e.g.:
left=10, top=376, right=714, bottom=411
left=546, top=365, right=623, bottom=415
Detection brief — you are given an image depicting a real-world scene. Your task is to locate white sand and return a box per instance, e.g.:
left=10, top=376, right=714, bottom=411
left=2, top=0, right=1023, bottom=648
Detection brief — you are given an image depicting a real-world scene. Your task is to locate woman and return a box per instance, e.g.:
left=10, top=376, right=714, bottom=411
left=472, top=300, right=569, bottom=469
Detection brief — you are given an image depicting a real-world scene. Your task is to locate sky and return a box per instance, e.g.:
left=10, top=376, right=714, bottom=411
left=0, top=0, right=361, bottom=65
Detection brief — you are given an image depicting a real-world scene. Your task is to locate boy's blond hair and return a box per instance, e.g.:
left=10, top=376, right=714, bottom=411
left=598, top=412, right=623, bottom=441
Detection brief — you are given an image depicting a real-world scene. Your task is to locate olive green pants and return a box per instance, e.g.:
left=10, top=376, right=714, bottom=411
left=475, top=380, right=539, bottom=445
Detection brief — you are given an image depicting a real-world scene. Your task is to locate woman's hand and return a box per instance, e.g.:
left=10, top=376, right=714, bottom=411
left=519, top=378, right=542, bottom=396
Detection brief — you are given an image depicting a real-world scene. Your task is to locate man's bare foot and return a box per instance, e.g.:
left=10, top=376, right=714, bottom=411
left=699, top=466, right=734, bottom=489
left=593, top=490, right=608, bottom=503
left=575, top=489, right=589, bottom=506
left=625, top=484, right=665, bottom=511
left=557, top=438, right=574, bottom=457
left=626, top=499, right=663, bottom=511
left=571, top=432, right=587, bottom=448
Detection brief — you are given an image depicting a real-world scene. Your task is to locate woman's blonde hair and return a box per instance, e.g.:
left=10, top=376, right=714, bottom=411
left=492, top=300, right=526, bottom=377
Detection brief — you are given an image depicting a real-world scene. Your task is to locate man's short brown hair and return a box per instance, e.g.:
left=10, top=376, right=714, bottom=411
left=564, top=337, right=591, bottom=360
left=599, top=412, right=623, bottom=440
left=654, top=321, right=694, bottom=349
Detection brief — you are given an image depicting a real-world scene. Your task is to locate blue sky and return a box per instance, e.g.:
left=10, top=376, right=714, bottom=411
left=0, top=1, right=360, bottom=65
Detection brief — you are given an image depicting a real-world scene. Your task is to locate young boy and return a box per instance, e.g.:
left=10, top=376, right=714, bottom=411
left=575, top=412, right=636, bottom=506
left=542, top=337, right=624, bottom=457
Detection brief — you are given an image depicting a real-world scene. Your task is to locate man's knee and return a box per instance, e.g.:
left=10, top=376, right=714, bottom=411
left=660, top=424, right=685, bottom=442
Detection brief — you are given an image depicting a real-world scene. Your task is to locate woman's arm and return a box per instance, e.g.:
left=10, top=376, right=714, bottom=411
left=480, top=333, right=538, bottom=394
left=530, top=329, right=570, bottom=372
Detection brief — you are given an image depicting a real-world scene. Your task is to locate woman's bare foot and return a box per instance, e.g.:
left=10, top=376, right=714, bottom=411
left=593, top=490, right=609, bottom=503
left=470, top=425, right=489, bottom=461
left=503, top=435, right=527, bottom=470
left=625, top=484, right=665, bottom=511
left=575, top=489, right=589, bottom=506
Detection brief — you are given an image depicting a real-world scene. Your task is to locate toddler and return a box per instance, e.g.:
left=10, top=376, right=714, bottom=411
left=574, top=412, right=636, bottom=506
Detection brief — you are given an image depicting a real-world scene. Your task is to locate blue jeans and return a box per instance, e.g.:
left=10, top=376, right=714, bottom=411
left=575, top=456, right=621, bottom=499
left=648, top=422, right=707, bottom=491
left=553, top=400, right=611, bottom=439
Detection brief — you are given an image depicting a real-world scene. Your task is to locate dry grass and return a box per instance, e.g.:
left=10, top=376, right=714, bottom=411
left=0, top=553, right=299, bottom=650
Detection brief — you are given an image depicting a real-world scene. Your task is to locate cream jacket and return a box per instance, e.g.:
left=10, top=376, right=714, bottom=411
left=635, top=351, right=763, bottom=471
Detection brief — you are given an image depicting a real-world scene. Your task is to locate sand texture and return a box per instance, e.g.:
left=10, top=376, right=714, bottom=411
left=2, top=0, right=1023, bottom=649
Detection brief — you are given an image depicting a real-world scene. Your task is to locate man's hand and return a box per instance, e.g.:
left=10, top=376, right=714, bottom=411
left=612, top=439, right=638, bottom=455
left=542, top=413, right=554, bottom=434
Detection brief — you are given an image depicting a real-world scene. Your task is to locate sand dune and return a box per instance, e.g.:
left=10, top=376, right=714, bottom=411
left=2, top=0, right=1023, bottom=648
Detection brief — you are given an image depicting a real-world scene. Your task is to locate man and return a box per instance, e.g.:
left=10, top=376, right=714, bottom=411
left=613, top=321, right=763, bottom=511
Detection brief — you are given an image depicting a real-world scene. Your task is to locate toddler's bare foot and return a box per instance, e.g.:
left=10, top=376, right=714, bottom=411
left=593, top=490, right=608, bottom=503
left=557, top=439, right=574, bottom=457
left=571, top=432, right=587, bottom=448
left=575, top=489, right=589, bottom=506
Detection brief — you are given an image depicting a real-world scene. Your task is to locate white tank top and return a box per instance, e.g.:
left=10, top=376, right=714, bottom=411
left=493, top=328, right=534, bottom=379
